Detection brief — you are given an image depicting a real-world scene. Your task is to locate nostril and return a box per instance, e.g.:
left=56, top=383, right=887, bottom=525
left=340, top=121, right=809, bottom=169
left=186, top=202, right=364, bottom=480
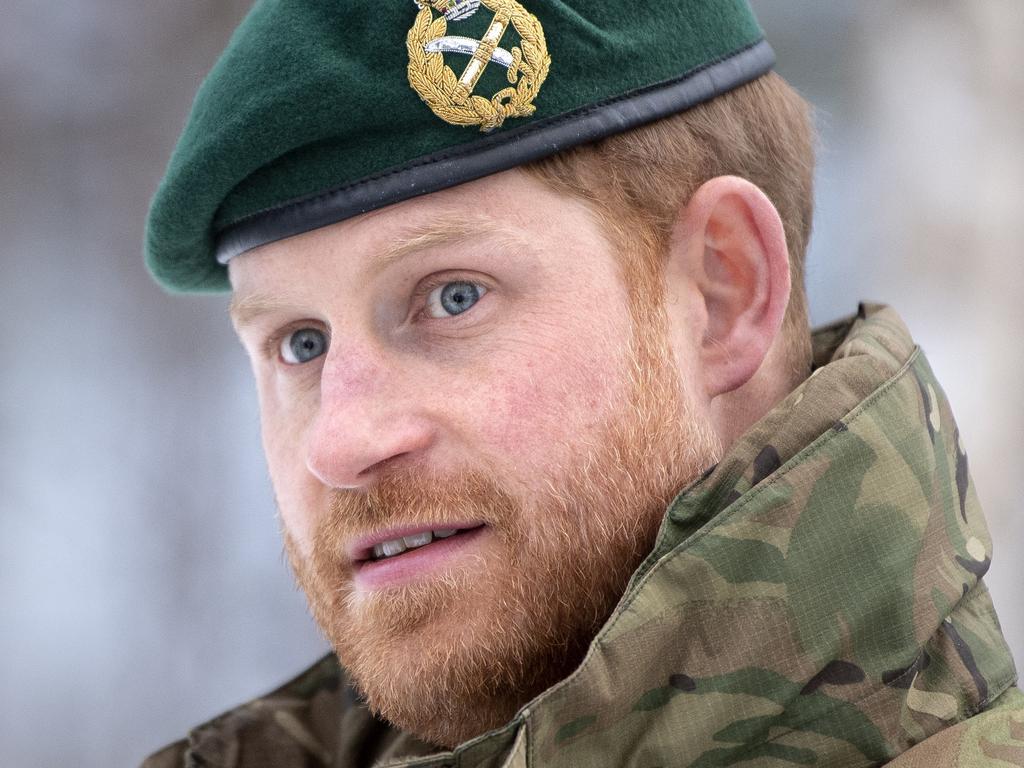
left=358, top=452, right=411, bottom=478
left=307, top=417, right=435, bottom=488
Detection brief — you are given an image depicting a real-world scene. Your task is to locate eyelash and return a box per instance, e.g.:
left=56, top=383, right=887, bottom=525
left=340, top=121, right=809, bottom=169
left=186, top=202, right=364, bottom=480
left=263, top=320, right=327, bottom=364
left=410, top=273, right=490, bottom=323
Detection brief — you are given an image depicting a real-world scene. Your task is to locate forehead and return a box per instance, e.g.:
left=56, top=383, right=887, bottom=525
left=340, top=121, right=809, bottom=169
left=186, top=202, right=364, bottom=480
left=227, top=168, right=604, bottom=298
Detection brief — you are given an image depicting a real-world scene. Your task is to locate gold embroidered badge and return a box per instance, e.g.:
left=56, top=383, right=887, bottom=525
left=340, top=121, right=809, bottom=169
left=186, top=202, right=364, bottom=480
left=407, top=0, right=551, bottom=132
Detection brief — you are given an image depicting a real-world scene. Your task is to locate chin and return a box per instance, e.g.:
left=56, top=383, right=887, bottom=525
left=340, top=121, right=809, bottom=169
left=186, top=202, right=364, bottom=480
left=305, top=553, right=608, bottom=747
left=333, top=587, right=538, bottom=744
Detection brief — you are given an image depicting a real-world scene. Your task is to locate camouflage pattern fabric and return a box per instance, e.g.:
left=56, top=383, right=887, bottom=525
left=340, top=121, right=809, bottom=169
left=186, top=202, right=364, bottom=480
left=143, top=304, right=1022, bottom=767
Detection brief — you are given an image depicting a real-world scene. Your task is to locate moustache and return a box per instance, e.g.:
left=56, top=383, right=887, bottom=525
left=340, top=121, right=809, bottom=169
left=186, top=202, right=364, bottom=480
left=312, top=467, right=523, bottom=565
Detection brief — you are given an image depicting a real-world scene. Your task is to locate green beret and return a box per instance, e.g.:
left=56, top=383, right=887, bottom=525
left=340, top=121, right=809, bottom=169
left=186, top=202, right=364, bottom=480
left=145, top=0, right=773, bottom=293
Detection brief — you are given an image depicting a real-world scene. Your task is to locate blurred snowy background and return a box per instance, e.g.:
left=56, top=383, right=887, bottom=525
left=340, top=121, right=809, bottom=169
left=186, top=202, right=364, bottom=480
left=2, top=2, right=1021, bottom=765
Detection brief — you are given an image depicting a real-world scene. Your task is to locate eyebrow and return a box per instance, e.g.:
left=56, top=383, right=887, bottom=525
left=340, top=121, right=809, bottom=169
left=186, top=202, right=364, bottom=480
left=371, top=216, right=527, bottom=272
left=229, top=216, right=531, bottom=328
left=228, top=293, right=301, bottom=329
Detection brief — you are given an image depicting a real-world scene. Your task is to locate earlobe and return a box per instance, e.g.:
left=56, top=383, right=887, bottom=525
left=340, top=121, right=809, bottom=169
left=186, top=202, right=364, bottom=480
left=669, top=176, right=791, bottom=399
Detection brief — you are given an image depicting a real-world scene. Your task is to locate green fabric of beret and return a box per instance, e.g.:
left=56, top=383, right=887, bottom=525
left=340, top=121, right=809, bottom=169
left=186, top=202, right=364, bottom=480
left=145, top=0, right=773, bottom=293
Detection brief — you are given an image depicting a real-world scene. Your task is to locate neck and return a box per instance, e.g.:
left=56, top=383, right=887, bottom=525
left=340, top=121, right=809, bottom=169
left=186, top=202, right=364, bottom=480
left=711, top=338, right=804, bottom=450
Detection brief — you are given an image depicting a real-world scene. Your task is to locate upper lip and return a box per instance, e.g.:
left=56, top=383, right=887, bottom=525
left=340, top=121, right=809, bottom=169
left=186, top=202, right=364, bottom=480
left=347, top=522, right=486, bottom=562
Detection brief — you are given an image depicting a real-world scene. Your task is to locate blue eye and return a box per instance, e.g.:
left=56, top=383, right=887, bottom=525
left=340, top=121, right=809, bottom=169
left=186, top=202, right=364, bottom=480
left=280, top=328, right=327, bottom=365
left=426, top=281, right=486, bottom=318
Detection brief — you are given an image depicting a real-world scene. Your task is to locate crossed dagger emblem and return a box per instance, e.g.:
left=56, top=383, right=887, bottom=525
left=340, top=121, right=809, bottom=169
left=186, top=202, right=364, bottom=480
left=417, top=0, right=516, bottom=105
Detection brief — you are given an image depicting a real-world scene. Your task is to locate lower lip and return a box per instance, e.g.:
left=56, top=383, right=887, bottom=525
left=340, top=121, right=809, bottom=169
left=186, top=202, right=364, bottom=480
left=353, top=527, right=487, bottom=590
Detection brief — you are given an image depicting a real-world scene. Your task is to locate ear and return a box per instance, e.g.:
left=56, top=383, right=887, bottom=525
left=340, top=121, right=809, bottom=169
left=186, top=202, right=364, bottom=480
left=667, top=176, right=791, bottom=398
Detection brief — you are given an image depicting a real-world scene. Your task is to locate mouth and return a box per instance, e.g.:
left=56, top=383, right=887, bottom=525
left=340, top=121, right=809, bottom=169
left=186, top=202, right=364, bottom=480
left=350, top=523, right=488, bottom=589
left=351, top=523, right=487, bottom=564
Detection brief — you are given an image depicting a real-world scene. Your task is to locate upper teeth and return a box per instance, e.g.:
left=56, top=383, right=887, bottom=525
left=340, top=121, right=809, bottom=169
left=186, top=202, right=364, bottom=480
left=372, top=529, right=460, bottom=560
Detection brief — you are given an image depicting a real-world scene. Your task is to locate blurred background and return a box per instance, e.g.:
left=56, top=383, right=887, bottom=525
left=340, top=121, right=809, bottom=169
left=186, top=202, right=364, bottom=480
left=2, top=1, right=1021, bottom=765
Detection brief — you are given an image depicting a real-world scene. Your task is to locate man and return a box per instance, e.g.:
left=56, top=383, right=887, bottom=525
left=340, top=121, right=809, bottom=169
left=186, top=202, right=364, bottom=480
left=142, top=0, right=1022, bottom=765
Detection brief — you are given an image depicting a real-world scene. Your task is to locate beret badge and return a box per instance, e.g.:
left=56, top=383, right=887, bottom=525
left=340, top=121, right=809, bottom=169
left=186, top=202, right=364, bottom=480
left=406, top=0, right=551, bottom=131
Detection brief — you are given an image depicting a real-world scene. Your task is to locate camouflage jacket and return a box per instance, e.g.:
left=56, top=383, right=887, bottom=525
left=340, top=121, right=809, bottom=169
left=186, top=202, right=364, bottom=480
left=144, top=305, right=1023, bottom=767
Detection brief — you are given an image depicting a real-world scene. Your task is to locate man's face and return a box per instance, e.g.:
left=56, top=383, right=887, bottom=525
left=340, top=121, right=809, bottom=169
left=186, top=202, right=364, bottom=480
left=230, top=169, right=719, bottom=746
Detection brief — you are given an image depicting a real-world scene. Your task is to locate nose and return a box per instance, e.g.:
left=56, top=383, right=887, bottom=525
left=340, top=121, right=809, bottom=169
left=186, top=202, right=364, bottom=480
left=305, top=349, right=435, bottom=489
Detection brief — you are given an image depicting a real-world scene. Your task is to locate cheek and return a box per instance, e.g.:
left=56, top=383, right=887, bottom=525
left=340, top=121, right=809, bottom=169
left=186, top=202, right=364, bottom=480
left=257, top=379, right=322, bottom=557
left=472, top=324, right=628, bottom=466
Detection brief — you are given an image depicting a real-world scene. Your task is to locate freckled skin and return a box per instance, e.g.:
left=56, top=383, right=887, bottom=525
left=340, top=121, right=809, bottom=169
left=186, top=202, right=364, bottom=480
left=232, top=170, right=637, bottom=557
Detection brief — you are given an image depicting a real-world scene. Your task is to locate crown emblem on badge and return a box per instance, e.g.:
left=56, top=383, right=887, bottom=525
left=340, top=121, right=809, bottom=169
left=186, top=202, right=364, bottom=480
left=407, top=0, right=551, bottom=132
